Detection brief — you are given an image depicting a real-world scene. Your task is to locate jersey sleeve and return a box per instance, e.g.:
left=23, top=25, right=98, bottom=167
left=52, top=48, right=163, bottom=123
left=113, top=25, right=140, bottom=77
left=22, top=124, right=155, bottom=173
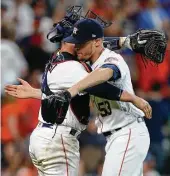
left=100, top=64, right=121, bottom=81
left=99, top=54, right=127, bottom=80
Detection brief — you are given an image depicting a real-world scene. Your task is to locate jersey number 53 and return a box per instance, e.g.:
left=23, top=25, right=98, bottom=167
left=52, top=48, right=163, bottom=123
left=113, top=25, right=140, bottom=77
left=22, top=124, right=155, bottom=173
left=97, top=101, right=112, bottom=117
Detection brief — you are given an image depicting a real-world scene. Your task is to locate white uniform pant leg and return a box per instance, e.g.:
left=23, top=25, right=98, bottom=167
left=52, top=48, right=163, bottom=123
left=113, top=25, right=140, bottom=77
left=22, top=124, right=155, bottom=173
left=29, top=125, right=80, bottom=176
left=102, top=121, right=150, bottom=176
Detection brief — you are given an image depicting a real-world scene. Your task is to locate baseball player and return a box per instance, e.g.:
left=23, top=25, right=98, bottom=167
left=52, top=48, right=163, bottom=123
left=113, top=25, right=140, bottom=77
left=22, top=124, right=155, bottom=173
left=56, top=18, right=153, bottom=176
left=5, top=7, right=166, bottom=176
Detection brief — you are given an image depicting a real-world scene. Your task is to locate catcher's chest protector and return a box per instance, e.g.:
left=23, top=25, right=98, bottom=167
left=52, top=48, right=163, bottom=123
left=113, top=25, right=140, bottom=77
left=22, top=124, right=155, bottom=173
left=41, top=52, right=92, bottom=125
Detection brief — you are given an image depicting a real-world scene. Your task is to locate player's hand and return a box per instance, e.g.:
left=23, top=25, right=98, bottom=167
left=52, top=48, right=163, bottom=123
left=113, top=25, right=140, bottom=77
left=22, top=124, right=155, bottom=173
left=5, top=78, right=34, bottom=99
left=132, top=96, right=152, bottom=119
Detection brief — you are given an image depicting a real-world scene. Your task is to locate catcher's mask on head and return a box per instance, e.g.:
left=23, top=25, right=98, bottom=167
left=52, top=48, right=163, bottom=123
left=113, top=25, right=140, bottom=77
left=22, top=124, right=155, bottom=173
left=47, top=6, right=112, bottom=43
left=47, top=6, right=83, bottom=43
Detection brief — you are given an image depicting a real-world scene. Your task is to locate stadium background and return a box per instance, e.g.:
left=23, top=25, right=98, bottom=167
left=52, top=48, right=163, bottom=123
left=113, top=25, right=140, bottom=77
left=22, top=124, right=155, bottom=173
left=1, top=0, right=170, bottom=175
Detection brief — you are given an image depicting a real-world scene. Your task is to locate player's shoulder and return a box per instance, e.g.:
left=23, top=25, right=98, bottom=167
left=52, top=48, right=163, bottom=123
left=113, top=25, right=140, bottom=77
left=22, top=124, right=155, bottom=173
left=102, top=49, right=130, bottom=76
left=65, top=60, right=88, bottom=70
left=57, top=60, right=83, bottom=68
left=103, top=48, right=125, bottom=64
left=55, top=60, right=89, bottom=75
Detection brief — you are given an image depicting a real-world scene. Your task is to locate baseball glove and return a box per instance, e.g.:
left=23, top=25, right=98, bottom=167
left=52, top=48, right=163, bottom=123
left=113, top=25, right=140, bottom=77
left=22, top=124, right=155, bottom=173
left=41, top=90, right=71, bottom=124
left=127, top=29, right=167, bottom=64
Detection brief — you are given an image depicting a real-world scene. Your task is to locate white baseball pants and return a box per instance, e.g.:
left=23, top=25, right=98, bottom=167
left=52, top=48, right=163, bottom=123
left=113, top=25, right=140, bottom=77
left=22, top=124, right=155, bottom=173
left=29, top=123, right=80, bottom=176
left=102, top=120, right=150, bottom=176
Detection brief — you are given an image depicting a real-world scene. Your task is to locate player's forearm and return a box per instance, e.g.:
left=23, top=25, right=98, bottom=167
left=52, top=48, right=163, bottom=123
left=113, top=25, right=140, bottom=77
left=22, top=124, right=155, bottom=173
left=103, top=37, right=128, bottom=50
left=103, top=36, right=133, bottom=51
left=120, top=90, right=137, bottom=102
left=86, top=84, right=142, bottom=104
left=120, top=91, right=146, bottom=109
left=104, top=37, right=121, bottom=50
left=68, top=68, right=113, bottom=97
left=31, top=88, right=42, bottom=99
left=85, top=82, right=123, bottom=100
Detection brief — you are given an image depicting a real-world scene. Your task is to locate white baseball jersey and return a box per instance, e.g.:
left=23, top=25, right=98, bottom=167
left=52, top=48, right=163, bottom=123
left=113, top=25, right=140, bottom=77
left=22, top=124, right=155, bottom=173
left=89, top=49, right=149, bottom=176
left=91, top=48, right=144, bottom=133
left=38, top=59, right=88, bottom=131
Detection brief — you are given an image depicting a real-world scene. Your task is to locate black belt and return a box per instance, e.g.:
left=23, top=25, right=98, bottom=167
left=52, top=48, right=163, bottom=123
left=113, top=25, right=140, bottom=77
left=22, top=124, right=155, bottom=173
left=103, top=127, right=122, bottom=137
left=102, top=116, right=144, bottom=137
left=41, top=123, right=53, bottom=128
left=40, top=123, right=79, bottom=137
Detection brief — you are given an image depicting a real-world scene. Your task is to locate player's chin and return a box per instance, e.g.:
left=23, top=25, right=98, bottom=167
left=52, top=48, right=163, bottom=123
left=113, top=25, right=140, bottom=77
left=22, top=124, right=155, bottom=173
left=78, top=54, right=91, bottom=61
left=77, top=54, right=85, bottom=60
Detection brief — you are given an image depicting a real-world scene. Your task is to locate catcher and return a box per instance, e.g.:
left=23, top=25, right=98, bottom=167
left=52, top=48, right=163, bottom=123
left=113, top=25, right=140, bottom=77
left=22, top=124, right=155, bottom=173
left=5, top=6, right=166, bottom=176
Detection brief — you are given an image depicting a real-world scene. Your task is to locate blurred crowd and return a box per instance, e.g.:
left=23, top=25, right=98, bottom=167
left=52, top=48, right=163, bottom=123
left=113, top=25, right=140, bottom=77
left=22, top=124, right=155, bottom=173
left=1, top=0, right=170, bottom=176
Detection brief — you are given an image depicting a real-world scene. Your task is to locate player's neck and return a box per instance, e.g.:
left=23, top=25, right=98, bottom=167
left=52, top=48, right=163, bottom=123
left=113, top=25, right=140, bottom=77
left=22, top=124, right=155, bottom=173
left=90, top=46, right=104, bottom=64
left=60, top=43, right=76, bottom=56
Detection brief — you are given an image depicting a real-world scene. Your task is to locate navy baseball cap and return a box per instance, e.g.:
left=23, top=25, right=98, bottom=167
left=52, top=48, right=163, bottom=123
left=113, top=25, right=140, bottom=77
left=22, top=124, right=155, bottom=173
left=63, top=18, right=104, bottom=44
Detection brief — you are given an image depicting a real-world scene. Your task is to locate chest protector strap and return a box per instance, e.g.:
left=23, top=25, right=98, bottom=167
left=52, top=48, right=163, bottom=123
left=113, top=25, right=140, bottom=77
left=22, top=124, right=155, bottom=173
left=70, top=61, right=92, bottom=125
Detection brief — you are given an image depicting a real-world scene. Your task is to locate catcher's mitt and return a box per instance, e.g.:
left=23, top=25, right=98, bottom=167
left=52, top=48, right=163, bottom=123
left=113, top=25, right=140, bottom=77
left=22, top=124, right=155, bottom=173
left=128, top=29, right=167, bottom=64
left=41, top=90, right=71, bottom=124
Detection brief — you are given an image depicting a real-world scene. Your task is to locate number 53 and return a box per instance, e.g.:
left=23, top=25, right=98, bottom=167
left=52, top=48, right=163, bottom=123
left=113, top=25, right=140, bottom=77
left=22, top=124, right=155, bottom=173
left=97, top=101, right=112, bottom=117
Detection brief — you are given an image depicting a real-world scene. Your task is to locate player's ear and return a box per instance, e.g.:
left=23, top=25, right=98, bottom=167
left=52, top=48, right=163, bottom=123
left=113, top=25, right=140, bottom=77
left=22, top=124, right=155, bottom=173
left=95, top=38, right=102, bottom=47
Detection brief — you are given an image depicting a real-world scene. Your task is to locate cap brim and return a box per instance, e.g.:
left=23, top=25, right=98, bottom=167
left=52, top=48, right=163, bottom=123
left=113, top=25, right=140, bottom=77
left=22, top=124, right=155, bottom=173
left=63, top=36, right=85, bottom=44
